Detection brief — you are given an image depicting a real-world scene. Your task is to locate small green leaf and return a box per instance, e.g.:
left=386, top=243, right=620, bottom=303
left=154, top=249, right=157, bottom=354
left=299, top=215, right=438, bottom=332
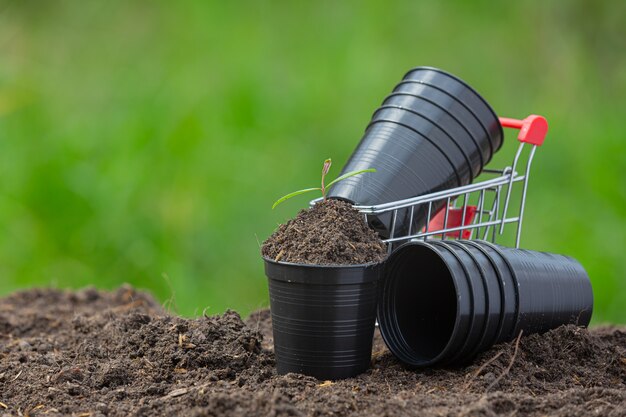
left=272, top=187, right=322, bottom=209
left=326, top=168, right=376, bottom=190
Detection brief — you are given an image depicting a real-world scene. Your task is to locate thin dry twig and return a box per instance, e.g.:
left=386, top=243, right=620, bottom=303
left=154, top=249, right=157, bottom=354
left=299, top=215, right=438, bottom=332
left=485, top=331, right=523, bottom=393
left=463, top=351, right=504, bottom=392
left=161, top=382, right=212, bottom=400
left=167, top=388, right=189, bottom=398
left=384, top=377, right=392, bottom=394
left=11, top=370, right=22, bottom=382
left=274, top=249, right=285, bottom=262
left=288, top=224, right=302, bottom=234
left=370, top=349, right=385, bottom=361
left=161, top=273, right=178, bottom=314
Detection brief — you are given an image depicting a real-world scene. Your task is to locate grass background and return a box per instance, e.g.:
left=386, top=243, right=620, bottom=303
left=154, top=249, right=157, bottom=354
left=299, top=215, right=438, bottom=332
left=0, top=1, right=624, bottom=323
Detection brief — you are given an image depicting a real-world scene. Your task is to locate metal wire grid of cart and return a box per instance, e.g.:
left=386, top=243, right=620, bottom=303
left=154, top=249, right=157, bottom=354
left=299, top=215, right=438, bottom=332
left=349, top=115, right=548, bottom=250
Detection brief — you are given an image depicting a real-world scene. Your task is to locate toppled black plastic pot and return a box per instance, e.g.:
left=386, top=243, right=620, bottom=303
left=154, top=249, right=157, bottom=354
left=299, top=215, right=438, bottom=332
left=263, top=258, right=383, bottom=380
left=377, top=240, right=593, bottom=367
left=328, top=67, right=503, bottom=238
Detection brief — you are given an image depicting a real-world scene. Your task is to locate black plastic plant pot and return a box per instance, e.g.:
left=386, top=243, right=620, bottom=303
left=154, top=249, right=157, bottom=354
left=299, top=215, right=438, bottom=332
left=391, top=82, right=494, bottom=167
left=328, top=66, right=502, bottom=239
left=401, top=66, right=503, bottom=157
left=486, top=242, right=594, bottom=336
left=377, top=240, right=593, bottom=367
left=457, top=240, right=517, bottom=346
left=330, top=121, right=459, bottom=239
left=380, top=93, right=484, bottom=180
left=263, top=257, right=383, bottom=380
left=369, top=107, right=471, bottom=186
left=377, top=241, right=473, bottom=367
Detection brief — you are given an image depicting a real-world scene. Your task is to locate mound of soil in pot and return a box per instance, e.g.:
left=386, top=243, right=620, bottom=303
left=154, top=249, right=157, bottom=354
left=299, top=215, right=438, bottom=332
left=1, top=286, right=625, bottom=417
left=262, top=199, right=387, bottom=265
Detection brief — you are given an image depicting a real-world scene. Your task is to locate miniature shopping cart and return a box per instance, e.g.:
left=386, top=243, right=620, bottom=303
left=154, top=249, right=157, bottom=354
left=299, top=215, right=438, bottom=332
left=351, top=115, right=548, bottom=251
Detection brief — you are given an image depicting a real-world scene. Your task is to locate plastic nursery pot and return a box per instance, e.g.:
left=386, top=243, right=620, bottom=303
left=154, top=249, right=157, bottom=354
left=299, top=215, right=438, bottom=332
left=377, top=240, right=593, bottom=367
left=334, top=120, right=460, bottom=240
left=328, top=66, right=502, bottom=239
left=263, top=257, right=383, bottom=380
left=485, top=242, right=594, bottom=336
left=381, top=93, right=484, bottom=180
left=401, top=66, right=503, bottom=158
left=370, top=107, right=474, bottom=186
left=391, top=82, right=493, bottom=167
left=456, top=240, right=516, bottom=346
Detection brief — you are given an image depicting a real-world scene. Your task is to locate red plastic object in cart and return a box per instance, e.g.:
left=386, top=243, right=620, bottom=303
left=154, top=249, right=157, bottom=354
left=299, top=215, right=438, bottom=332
left=425, top=206, right=477, bottom=239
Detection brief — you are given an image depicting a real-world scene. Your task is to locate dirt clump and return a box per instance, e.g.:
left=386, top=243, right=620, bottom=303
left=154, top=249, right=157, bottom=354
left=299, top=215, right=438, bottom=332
left=0, top=286, right=625, bottom=417
left=261, top=199, right=387, bottom=265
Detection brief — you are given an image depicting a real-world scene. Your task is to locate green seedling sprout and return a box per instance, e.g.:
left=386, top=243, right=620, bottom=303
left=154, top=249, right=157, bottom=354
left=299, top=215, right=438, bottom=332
left=272, top=158, right=376, bottom=209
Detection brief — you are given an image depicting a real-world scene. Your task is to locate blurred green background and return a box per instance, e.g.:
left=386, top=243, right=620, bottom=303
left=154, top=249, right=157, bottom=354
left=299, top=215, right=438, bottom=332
left=0, top=1, right=624, bottom=323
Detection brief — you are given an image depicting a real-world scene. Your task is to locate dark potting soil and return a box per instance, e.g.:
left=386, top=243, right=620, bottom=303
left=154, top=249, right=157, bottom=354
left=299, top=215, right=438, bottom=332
left=1, top=286, right=625, bottom=417
left=261, top=199, right=387, bottom=265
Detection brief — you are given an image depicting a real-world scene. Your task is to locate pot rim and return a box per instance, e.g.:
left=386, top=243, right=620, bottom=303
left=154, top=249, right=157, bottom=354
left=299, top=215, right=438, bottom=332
left=262, top=256, right=385, bottom=269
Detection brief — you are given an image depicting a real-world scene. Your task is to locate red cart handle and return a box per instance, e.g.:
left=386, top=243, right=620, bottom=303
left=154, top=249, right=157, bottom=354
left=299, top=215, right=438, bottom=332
left=499, top=115, right=548, bottom=146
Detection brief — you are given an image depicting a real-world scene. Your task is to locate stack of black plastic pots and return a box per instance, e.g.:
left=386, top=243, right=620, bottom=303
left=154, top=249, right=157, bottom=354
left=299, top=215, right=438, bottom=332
left=377, top=240, right=593, bottom=367
left=263, top=67, right=593, bottom=380
left=328, top=67, right=503, bottom=238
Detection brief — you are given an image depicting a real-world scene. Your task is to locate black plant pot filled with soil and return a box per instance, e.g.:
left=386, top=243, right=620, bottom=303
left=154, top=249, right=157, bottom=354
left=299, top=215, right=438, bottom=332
left=263, top=258, right=382, bottom=380
left=262, top=199, right=387, bottom=380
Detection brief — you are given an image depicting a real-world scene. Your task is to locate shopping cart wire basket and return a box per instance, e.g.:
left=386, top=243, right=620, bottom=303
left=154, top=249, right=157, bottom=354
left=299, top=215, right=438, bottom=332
left=316, top=115, right=548, bottom=251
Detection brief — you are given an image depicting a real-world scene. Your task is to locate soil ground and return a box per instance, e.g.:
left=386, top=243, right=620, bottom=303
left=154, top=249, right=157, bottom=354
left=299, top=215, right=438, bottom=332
left=0, top=286, right=624, bottom=417
left=262, top=199, right=387, bottom=265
